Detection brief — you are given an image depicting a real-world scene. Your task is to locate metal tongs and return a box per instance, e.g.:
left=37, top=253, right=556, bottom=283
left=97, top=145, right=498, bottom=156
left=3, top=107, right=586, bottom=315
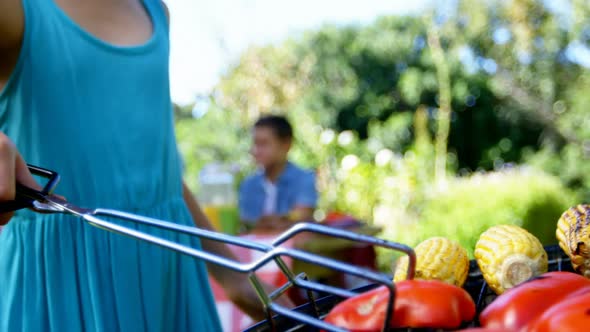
left=2, top=164, right=417, bottom=332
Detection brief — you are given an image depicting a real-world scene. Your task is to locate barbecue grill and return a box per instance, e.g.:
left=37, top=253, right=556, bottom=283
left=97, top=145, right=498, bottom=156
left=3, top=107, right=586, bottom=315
left=7, top=165, right=573, bottom=332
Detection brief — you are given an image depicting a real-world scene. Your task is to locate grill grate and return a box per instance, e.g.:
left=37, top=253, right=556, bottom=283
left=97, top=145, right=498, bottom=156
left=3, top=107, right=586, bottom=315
left=245, top=244, right=572, bottom=332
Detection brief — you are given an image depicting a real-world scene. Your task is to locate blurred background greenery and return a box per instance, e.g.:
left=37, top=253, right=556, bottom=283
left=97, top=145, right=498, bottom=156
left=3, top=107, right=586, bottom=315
left=176, top=0, right=589, bottom=271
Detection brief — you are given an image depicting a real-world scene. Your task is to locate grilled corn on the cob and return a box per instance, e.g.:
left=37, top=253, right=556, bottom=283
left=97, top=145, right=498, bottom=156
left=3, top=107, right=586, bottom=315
left=393, top=237, right=470, bottom=287
left=556, top=204, right=590, bottom=278
left=475, top=225, right=548, bottom=294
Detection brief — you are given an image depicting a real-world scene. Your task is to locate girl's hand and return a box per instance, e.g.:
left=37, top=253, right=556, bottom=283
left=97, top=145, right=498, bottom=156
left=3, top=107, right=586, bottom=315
left=0, top=132, right=38, bottom=225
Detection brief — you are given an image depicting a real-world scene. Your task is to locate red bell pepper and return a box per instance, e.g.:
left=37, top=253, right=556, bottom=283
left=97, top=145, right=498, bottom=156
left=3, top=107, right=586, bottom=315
left=528, top=286, right=590, bottom=332
left=480, top=271, right=590, bottom=331
left=324, top=279, right=476, bottom=331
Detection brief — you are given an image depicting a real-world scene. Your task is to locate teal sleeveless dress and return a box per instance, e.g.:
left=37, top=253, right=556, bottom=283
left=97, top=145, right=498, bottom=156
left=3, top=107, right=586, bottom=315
left=0, top=0, right=222, bottom=331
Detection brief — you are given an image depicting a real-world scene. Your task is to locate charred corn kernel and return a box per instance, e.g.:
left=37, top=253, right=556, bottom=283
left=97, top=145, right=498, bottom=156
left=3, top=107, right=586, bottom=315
left=393, top=237, right=470, bottom=287
left=475, top=225, right=548, bottom=295
left=556, top=204, right=590, bottom=278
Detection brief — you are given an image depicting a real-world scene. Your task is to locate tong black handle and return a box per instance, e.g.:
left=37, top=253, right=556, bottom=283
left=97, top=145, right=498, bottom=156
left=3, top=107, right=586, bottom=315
left=0, top=165, right=60, bottom=213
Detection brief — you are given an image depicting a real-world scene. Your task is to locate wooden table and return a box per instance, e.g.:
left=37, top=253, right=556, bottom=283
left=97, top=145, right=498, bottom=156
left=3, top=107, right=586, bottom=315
left=247, top=223, right=382, bottom=284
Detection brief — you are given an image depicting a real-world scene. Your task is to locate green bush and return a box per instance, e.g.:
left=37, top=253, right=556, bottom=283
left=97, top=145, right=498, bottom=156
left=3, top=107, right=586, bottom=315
left=378, top=167, right=576, bottom=271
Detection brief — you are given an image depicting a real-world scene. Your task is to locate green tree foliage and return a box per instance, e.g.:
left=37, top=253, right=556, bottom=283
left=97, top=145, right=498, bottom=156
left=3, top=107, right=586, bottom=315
left=214, top=5, right=562, bottom=173
left=208, top=0, right=590, bottom=192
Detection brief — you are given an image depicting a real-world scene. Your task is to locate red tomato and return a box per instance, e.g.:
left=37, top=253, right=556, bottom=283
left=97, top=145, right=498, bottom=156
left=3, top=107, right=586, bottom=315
left=391, top=280, right=476, bottom=328
left=528, top=287, right=590, bottom=332
left=324, top=280, right=476, bottom=331
left=323, top=286, right=387, bottom=332
left=480, top=272, right=590, bottom=331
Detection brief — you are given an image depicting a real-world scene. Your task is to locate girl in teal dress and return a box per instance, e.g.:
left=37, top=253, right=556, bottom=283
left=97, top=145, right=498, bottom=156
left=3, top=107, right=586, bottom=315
left=0, top=0, right=278, bottom=330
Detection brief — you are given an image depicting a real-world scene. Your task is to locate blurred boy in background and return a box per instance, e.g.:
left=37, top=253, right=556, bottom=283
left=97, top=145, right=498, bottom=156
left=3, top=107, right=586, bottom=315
left=239, top=115, right=318, bottom=232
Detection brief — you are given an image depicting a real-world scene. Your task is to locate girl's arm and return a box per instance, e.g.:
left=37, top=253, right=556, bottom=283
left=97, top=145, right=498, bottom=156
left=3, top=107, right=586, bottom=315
left=0, top=0, right=24, bottom=90
left=181, top=181, right=294, bottom=321
left=0, top=0, right=23, bottom=49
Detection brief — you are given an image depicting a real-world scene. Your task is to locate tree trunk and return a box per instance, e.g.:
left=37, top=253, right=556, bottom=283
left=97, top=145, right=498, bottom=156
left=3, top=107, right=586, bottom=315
left=427, top=25, right=453, bottom=184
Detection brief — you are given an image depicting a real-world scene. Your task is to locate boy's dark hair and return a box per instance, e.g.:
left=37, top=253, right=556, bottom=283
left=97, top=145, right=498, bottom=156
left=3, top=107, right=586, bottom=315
left=254, top=115, right=293, bottom=141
